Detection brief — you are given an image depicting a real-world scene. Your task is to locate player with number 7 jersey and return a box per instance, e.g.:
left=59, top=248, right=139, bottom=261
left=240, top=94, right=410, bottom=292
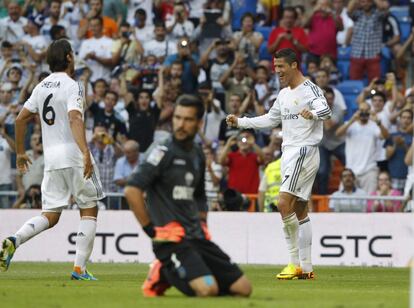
left=0, top=39, right=104, bottom=280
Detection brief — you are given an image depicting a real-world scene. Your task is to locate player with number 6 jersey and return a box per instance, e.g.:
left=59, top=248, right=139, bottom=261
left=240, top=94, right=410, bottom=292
left=0, top=39, right=104, bottom=281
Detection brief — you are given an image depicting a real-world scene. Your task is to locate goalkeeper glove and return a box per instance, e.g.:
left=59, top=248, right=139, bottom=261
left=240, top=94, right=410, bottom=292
left=143, top=221, right=185, bottom=243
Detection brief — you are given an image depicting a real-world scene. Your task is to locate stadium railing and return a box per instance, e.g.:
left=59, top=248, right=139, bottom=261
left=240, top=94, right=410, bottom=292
left=0, top=191, right=408, bottom=212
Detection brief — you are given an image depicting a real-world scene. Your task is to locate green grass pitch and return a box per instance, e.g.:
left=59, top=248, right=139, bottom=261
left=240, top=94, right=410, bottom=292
left=0, top=263, right=409, bottom=308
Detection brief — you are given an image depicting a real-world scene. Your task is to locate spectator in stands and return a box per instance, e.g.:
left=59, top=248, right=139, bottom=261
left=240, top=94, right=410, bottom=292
left=336, top=102, right=389, bottom=193
left=220, top=55, right=253, bottom=112
left=317, top=87, right=346, bottom=195
left=385, top=109, right=413, bottom=192
left=114, top=140, right=140, bottom=192
left=203, top=145, right=223, bottom=211
left=164, top=37, right=199, bottom=93
left=254, top=65, right=273, bottom=112
left=0, top=83, right=14, bottom=117
left=305, top=59, right=319, bottom=79
left=0, top=41, right=14, bottom=72
left=133, top=8, right=154, bottom=44
left=0, top=2, right=28, bottom=44
left=79, top=16, right=114, bottom=82
left=219, top=129, right=264, bottom=194
left=305, top=0, right=343, bottom=62
left=111, top=22, right=143, bottom=81
left=78, top=0, right=118, bottom=39
left=333, top=0, right=354, bottom=47
left=123, top=88, right=160, bottom=153
left=40, top=0, right=70, bottom=42
left=0, top=122, right=15, bottom=208
left=315, top=68, right=347, bottom=112
left=12, top=184, right=42, bottom=209
left=89, top=90, right=127, bottom=139
left=60, top=0, right=87, bottom=50
left=267, top=7, right=308, bottom=61
left=232, top=12, right=264, bottom=65
left=258, top=152, right=281, bottom=212
left=320, top=54, right=342, bottom=85
left=89, top=125, right=120, bottom=198
left=218, top=92, right=249, bottom=144
left=381, top=0, right=403, bottom=75
left=199, top=38, right=233, bottom=105
left=103, top=0, right=126, bottom=25
left=197, top=81, right=226, bottom=147
left=396, top=26, right=414, bottom=82
left=165, top=1, right=194, bottom=42
left=348, top=0, right=387, bottom=81
left=329, top=168, right=367, bottom=212
left=14, top=132, right=44, bottom=208
left=19, top=14, right=48, bottom=73
left=367, top=171, right=402, bottom=212
left=267, top=127, right=283, bottom=159
left=144, top=20, right=177, bottom=63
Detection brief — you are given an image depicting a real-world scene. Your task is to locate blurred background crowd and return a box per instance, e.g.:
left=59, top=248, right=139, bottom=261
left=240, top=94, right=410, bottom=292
left=0, top=0, right=413, bottom=212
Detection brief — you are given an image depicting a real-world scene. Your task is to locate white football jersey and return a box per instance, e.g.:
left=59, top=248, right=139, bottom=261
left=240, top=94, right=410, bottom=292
left=24, top=72, right=87, bottom=171
left=238, top=79, right=331, bottom=148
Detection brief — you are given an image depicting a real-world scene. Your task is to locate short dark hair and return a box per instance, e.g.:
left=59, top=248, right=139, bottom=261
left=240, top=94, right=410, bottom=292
left=105, top=90, right=119, bottom=101
left=241, top=12, right=255, bottom=23
left=175, top=94, right=205, bottom=119
left=401, top=109, right=414, bottom=119
left=282, top=7, right=298, bottom=19
left=1, top=41, right=12, bottom=48
left=135, top=8, right=146, bottom=17
left=198, top=81, right=212, bottom=90
left=171, top=60, right=183, bottom=67
left=46, top=39, right=72, bottom=72
left=342, top=168, right=355, bottom=179
left=154, top=19, right=165, bottom=28
left=323, top=87, right=335, bottom=97
left=50, top=25, right=65, bottom=40
left=93, top=78, right=108, bottom=88
left=372, top=91, right=386, bottom=103
left=274, top=48, right=299, bottom=65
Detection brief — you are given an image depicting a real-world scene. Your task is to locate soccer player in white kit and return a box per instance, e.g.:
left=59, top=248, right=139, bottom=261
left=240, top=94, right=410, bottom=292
left=0, top=39, right=105, bottom=280
left=227, top=48, right=331, bottom=280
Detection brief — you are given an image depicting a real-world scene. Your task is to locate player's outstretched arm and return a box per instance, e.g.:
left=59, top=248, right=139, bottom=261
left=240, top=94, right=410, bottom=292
left=15, top=107, right=34, bottom=173
left=69, top=110, right=92, bottom=179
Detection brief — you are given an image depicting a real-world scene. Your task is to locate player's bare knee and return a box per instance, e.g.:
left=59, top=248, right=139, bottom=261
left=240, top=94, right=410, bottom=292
left=192, top=276, right=219, bottom=297
left=230, top=276, right=252, bottom=297
left=42, top=213, right=60, bottom=228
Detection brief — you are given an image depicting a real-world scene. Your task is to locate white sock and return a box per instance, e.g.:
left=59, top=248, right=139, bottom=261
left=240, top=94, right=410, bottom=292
left=74, top=217, right=97, bottom=273
left=282, top=213, right=299, bottom=266
left=14, top=216, right=49, bottom=248
left=299, top=217, right=313, bottom=273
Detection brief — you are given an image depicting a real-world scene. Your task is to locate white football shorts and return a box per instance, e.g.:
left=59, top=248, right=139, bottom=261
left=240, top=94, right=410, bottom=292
left=41, top=165, right=105, bottom=211
left=280, top=145, right=320, bottom=201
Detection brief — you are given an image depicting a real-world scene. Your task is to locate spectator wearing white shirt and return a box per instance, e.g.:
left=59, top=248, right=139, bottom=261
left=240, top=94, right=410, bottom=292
left=19, top=15, right=48, bottom=73
left=144, top=20, right=177, bottom=63
left=336, top=102, right=389, bottom=193
left=61, top=0, right=88, bottom=51
left=0, top=2, right=28, bottom=44
left=0, top=123, right=15, bottom=208
left=333, top=0, right=354, bottom=46
left=79, top=16, right=114, bottom=82
left=165, top=1, right=194, bottom=43
left=133, top=8, right=154, bottom=44
left=126, top=0, right=153, bottom=26
left=40, top=0, right=70, bottom=42
left=329, top=168, right=367, bottom=212
left=114, top=140, right=140, bottom=192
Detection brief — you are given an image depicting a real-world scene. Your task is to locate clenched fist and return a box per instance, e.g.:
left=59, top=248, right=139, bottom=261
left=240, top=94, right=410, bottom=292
left=226, top=114, right=239, bottom=127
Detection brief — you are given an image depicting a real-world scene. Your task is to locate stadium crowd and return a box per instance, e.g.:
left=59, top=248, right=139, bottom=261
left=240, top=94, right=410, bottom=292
left=0, top=0, right=413, bottom=212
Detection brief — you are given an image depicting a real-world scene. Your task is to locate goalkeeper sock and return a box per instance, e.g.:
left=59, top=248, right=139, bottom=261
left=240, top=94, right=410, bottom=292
left=74, top=216, right=97, bottom=273
left=282, top=212, right=299, bottom=266
left=299, top=216, right=313, bottom=273
left=14, top=215, right=49, bottom=248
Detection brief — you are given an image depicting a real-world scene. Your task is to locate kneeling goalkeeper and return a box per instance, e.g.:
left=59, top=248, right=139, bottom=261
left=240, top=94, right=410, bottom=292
left=124, top=94, right=252, bottom=297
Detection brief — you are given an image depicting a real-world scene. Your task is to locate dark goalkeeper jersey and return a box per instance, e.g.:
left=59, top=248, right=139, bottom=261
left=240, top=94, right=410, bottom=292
left=127, top=137, right=208, bottom=240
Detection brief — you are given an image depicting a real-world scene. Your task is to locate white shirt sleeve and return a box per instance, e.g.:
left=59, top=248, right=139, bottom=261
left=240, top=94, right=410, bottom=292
left=23, top=87, right=39, bottom=113
left=310, top=97, right=332, bottom=120
left=238, top=97, right=281, bottom=129
left=67, top=81, right=84, bottom=113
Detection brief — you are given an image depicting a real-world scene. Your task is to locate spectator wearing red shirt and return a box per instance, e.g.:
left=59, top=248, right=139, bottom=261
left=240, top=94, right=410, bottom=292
left=304, top=0, right=343, bottom=62
left=267, top=7, right=308, bottom=61
left=219, top=129, right=264, bottom=194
